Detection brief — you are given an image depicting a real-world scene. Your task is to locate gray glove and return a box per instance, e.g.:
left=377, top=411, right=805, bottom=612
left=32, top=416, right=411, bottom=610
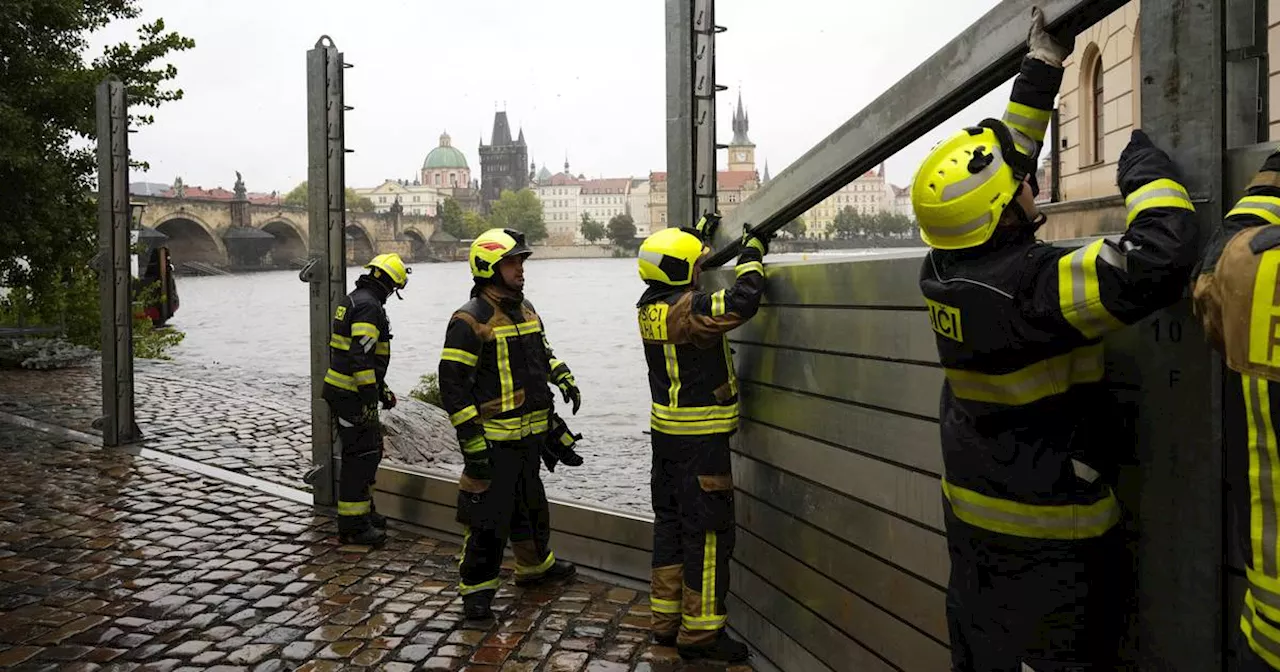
left=1027, top=6, right=1072, bottom=67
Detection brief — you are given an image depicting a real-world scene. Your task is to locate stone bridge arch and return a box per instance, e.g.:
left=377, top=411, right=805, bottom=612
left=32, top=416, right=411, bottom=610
left=402, top=226, right=429, bottom=261
left=345, top=223, right=375, bottom=264
left=260, top=218, right=308, bottom=268
left=152, top=211, right=227, bottom=268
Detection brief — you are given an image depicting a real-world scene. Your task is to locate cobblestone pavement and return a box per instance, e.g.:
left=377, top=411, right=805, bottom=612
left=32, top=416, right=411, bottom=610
left=0, top=362, right=650, bottom=515
left=0, top=423, right=752, bottom=671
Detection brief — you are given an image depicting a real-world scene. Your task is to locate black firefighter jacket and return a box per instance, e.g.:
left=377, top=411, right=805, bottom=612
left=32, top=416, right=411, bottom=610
left=920, top=56, right=1200, bottom=542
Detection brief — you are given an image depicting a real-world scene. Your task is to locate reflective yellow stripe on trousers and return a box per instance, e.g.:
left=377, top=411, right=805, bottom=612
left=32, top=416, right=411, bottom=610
left=941, top=479, right=1120, bottom=540
left=683, top=531, right=726, bottom=631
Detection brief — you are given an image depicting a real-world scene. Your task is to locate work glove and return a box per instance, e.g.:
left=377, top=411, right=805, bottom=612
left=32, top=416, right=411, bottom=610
left=741, top=226, right=770, bottom=257
left=361, top=402, right=379, bottom=426
left=1027, top=6, right=1073, bottom=68
left=552, top=366, right=581, bottom=415
left=460, top=434, right=492, bottom=481
left=1116, top=129, right=1182, bottom=196
left=694, top=211, right=722, bottom=244
left=542, top=414, right=585, bottom=473
left=379, top=385, right=397, bottom=411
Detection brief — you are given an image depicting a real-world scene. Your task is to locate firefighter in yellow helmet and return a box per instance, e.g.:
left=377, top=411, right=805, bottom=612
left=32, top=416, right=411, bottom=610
left=321, top=253, right=410, bottom=546
left=912, top=8, right=1200, bottom=671
left=1195, top=149, right=1280, bottom=671
left=637, top=218, right=766, bottom=663
left=438, top=228, right=581, bottom=621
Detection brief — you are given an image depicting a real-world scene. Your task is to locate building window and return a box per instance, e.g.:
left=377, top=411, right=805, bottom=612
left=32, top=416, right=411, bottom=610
left=1082, top=45, right=1105, bottom=165
left=434, top=174, right=441, bottom=186
left=450, top=173, right=457, bottom=186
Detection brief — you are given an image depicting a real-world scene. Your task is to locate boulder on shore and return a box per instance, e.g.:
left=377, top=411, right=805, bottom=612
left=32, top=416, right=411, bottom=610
left=380, top=398, right=462, bottom=472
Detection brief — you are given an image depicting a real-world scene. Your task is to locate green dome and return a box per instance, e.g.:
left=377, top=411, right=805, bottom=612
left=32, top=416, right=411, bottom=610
left=423, top=132, right=469, bottom=170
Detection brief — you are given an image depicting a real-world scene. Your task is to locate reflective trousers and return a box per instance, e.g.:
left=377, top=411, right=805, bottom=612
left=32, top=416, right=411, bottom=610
left=944, top=506, right=1126, bottom=672
left=650, top=430, right=735, bottom=646
left=456, top=436, right=556, bottom=594
left=331, top=400, right=382, bottom=532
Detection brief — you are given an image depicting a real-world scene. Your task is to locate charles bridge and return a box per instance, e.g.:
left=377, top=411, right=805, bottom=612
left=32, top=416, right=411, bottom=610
left=133, top=194, right=447, bottom=274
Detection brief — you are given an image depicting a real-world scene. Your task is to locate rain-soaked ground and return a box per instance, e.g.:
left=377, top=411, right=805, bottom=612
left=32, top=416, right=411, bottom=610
left=0, top=362, right=753, bottom=671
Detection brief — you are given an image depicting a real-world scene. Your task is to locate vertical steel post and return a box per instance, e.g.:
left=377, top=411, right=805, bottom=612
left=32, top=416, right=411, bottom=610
left=304, top=36, right=347, bottom=508
left=665, top=0, right=695, bottom=230
left=1120, top=1, right=1225, bottom=668
left=96, top=77, right=139, bottom=447
left=691, top=0, right=721, bottom=224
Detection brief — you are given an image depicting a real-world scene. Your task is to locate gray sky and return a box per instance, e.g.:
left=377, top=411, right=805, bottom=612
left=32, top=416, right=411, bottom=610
left=96, top=0, right=1023, bottom=195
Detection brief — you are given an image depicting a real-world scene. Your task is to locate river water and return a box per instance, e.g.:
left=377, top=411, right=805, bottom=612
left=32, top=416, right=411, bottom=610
left=167, top=258, right=656, bottom=493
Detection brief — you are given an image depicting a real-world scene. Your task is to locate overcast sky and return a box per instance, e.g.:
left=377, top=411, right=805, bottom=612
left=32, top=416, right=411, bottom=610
left=93, top=0, right=1025, bottom=195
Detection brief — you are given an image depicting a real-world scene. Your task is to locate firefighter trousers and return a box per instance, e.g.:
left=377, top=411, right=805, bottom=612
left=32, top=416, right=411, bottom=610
left=330, top=400, right=382, bottom=532
left=944, top=507, right=1127, bottom=672
left=650, top=430, right=735, bottom=646
left=456, top=435, right=556, bottom=595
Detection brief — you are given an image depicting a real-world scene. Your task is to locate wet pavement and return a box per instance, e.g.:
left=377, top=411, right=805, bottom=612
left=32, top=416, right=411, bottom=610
left=0, top=421, right=753, bottom=671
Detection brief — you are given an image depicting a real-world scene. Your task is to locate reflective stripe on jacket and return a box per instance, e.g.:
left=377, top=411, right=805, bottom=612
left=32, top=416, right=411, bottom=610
left=438, top=284, right=560, bottom=443
left=638, top=254, right=765, bottom=436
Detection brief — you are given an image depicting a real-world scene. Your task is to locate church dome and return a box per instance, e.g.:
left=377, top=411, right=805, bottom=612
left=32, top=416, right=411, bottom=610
left=423, top=132, right=469, bottom=170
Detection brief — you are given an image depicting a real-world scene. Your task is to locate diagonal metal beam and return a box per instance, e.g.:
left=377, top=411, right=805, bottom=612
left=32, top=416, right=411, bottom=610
left=702, top=0, right=1129, bottom=267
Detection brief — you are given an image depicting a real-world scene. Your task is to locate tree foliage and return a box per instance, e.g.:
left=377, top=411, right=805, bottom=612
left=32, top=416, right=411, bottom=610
left=461, top=211, right=489, bottom=239
left=579, top=213, right=606, bottom=244
left=784, top=216, right=807, bottom=238
left=439, top=198, right=467, bottom=239
left=830, top=207, right=916, bottom=240
left=488, top=189, right=547, bottom=242
left=1, top=1, right=194, bottom=306
left=0, top=1, right=193, bottom=352
left=606, top=213, right=637, bottom=246
left=282, top=181, right=374, bottom=213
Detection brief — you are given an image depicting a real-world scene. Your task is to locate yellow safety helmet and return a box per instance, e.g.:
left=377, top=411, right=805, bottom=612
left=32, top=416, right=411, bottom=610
left=470, top=228, right=532, bottom=279
left=364, top=253, right=410, bottom=289
left=638, top=228, right=707, bottom=286
left=911, top=119, right=1033, bottom=250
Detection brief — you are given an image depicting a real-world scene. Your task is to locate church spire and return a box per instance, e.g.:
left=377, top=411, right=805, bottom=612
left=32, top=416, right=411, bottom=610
left=731, top=89, right=752, bottom=146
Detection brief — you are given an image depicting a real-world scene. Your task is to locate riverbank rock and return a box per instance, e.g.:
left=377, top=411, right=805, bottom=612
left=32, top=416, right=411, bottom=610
left=381, top=398, right=462, bottom=470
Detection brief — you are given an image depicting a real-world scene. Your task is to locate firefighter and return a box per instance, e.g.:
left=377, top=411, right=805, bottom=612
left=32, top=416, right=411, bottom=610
left=439, top=228, right=579, bottom=621
left=911, top=8, right=1200, bottom=671
left=636, top=218, right=767, bottom=663
left=322, top=253, right=410, bottom=547
left=1194, top=147, right=1280, bottom=670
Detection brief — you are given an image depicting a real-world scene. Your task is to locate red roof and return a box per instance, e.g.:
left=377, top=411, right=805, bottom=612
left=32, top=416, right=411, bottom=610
left=160, top=185, right=281, bottom=205
left=545, top=172, right=582, bottom=186
left=583, top=177, right=632, bottom=193
left=717, top=170, right=758, bottom=191
left=648, top=171, right=758, bottom=190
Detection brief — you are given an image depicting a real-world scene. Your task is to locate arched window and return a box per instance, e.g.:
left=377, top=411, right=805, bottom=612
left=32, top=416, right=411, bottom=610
left=1081, top=45, right=1105, bottom=165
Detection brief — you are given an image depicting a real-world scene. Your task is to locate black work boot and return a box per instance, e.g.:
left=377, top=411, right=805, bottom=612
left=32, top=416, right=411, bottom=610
left=678, top=631, right=750, bottom=663
left=651, top=631, right=677, bottom=646
left=462, top=589, right=495, bottom=621
left=369, top=510, right=387, bottom=529
left=337, top=516, right=386, bottom=547
left=514, top=559, right=577, bottom=587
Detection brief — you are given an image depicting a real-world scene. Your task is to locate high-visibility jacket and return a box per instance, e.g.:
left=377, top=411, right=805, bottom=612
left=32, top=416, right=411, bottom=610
left=1194, top=148, right=1280, bottom=668
left=637, top=251, right=765, bottom=436
left=438, top=284, right=563, bottom=443
left=921, top=57, right=1200, bottom=542
left=322, top=282, right=391, bottom=404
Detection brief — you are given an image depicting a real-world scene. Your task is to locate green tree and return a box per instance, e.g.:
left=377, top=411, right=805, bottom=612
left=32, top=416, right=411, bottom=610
left=832, top=206, right=862, bottom=240
left=0, top=1, right=193, bottom=348
left=282, top=181, right=375, bottom=212
left=488, top=189, right=547, bottom=242
left=439, top=198, right=467, bottom=239
left=607, top=213, right=637, bottom=247
left=462, top=211, right=489, bottom=238
left=784, top=216, right=807, bottom=239
left=579, top=213, right=607, bottom=244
